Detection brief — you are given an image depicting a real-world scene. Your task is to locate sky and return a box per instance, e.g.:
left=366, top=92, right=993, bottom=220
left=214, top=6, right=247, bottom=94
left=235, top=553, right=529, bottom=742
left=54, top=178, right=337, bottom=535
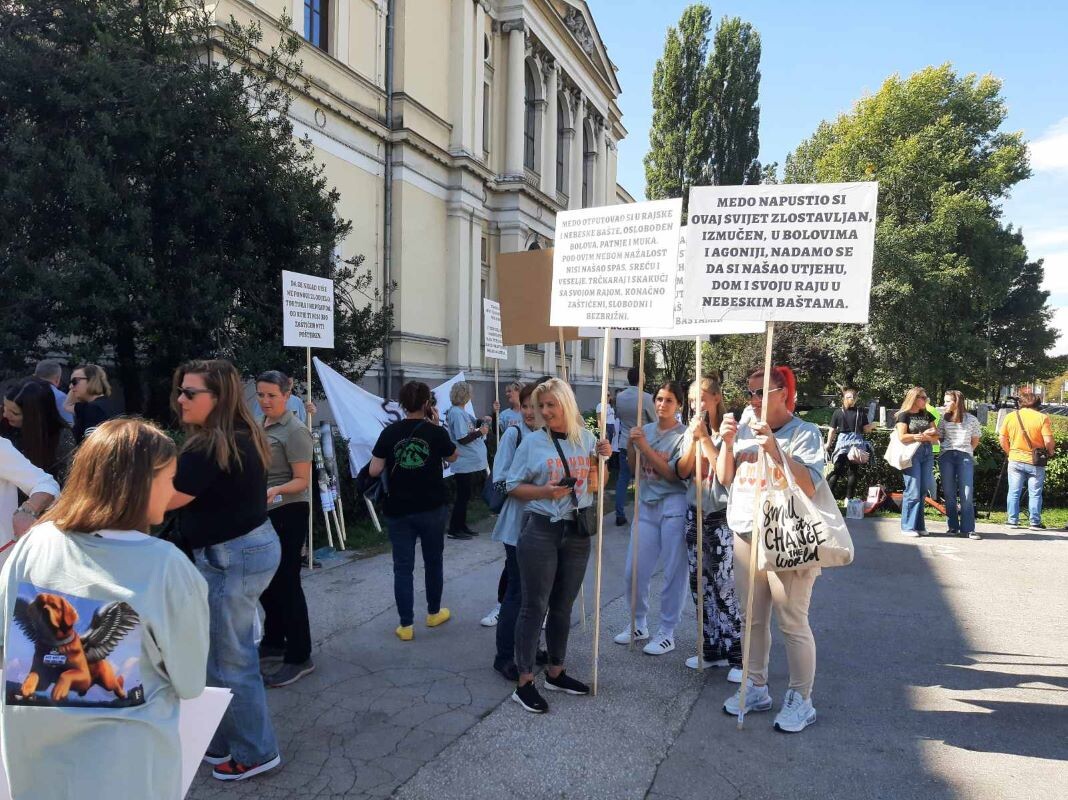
left=585, top=0, right=1068, bottom=356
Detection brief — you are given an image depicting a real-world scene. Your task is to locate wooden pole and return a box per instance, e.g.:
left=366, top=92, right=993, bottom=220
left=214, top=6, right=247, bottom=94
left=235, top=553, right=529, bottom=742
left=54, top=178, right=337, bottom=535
left=628, top=340, right=646, bottom=648
left=694, top=335, right=705, bottom=670
left=592, top=328, right=611, bottom=696
left=494, top=360, right=500, bottom=447
left=736, top=321, right=775, bottom=729
left=306, top=348, right=315, bottom=570
left=558, top=327, right=568, bottom=381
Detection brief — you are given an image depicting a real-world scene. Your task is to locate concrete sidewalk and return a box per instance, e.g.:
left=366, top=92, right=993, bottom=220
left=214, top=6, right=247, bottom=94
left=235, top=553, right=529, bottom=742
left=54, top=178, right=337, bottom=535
left=189, top=513, right=1068, bottom=800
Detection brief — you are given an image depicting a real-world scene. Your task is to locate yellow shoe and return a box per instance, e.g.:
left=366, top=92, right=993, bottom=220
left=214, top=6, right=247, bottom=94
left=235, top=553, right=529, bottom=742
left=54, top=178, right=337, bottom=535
left=425, top=608, right=451, bottom=628
left=395, top=625, right=414, bottom=641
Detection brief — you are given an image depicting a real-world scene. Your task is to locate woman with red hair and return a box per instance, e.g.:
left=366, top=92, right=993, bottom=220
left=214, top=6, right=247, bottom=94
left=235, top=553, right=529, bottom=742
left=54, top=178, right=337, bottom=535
left=715, top=365, right=827, bottom=734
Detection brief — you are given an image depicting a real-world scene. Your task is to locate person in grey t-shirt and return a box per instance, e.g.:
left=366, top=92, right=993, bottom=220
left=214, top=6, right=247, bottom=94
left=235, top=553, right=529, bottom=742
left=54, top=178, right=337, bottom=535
left=612, top=367, right=654, bottom=525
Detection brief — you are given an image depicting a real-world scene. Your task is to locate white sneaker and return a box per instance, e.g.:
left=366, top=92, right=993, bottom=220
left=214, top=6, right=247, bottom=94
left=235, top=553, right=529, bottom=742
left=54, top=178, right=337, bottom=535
left=773, top=689, right=816, bottom=733
left=723, top=679, right=772, bottom=716
left=642, top=633, right=675, bottom=655
left=685, top=656, right=729, bottom=670
left=613, top=626, right=649, bottom=645
left=726, top=667, right=743, bottom=684
left=480, top=603, right=501, bottom=627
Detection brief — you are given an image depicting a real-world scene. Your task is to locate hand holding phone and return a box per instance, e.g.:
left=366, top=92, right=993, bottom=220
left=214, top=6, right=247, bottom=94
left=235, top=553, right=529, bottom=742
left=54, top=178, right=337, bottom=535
left=557, top=477, right=578, bottom=488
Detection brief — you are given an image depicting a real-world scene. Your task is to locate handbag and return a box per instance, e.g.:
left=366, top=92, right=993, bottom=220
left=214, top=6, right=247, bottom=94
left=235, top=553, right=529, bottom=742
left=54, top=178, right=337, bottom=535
left=482, top=427, right=522, bottom=513
left=754, top=438, right=854, bottom=572
left=550, top=433, right=597, bottom=538
left=1014, top=409, right=1050, bottom=467
left=883, top=432, right=920, bottom=470
left=845, top=408, right=870, bottom=464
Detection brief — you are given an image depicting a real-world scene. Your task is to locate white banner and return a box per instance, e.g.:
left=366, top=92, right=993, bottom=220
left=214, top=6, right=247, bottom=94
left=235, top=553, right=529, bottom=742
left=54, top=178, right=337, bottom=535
left=683, top=183, right=878, bottom=324
left=550, top=199, right=681, bottom=328
left=282, top=270, right=335, bottom=349
left=483, top=299, right=507, bottom=360
left=578, top=327, right=642, bottom=340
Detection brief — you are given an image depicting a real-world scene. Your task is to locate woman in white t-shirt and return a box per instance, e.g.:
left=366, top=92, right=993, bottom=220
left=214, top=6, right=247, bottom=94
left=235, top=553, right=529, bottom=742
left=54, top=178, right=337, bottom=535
left=936, top=390, right=983, bottom=540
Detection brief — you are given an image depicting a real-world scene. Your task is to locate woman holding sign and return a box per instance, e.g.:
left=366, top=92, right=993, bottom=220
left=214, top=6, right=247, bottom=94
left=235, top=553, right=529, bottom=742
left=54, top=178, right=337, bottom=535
left=716, top=366, right=825, bottom=734
left=506, top=379, right=612, bottom=713
left=612, top=382, right=688, bottom=656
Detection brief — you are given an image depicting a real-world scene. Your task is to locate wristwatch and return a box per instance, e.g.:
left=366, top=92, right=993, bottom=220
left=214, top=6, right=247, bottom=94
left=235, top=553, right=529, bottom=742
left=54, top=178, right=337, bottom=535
left=15, top=503, right=41, bottom=519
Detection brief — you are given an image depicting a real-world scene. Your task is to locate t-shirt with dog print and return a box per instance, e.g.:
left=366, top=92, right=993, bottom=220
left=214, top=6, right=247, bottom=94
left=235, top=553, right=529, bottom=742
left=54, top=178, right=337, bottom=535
left=0, top=522, right=210, bottom=800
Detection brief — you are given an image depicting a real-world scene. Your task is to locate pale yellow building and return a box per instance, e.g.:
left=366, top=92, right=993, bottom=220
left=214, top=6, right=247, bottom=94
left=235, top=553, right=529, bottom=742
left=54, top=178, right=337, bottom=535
left=209, top=0, right=634, bottom=406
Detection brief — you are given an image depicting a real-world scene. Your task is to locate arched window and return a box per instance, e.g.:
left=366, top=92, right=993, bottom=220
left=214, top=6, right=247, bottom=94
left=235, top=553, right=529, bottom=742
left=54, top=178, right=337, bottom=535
left=556, top=97, right=569, bottom=197
left=524, top=67, right=537, bottom=170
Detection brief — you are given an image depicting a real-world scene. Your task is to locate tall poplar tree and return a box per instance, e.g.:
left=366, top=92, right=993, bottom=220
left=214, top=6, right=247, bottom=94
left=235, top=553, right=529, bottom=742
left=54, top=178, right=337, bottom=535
left=705, top=17, right=762, bottom=186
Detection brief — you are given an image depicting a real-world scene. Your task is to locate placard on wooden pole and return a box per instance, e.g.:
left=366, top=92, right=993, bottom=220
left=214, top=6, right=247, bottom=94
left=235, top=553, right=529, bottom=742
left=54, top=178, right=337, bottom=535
left=628, top=340, right=646, bottom=648
left=592, top=328, right=611, bottom=695
left=693, top=335, right=705, bottom=669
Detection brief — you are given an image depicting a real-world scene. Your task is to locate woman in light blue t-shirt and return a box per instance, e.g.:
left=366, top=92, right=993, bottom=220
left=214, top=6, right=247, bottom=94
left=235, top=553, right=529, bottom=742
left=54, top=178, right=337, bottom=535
left=445, top=382, right=489, bottom=539
left=613, top=382, right=687, bottom=656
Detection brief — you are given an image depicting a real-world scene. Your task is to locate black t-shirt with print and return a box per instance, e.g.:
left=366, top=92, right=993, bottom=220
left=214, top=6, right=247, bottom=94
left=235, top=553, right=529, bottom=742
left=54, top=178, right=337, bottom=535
left=372, top=419, right=457, bottom=517
left=895, top=409, right=936, bottom=435
left=831, top=407, right=869, bottom=434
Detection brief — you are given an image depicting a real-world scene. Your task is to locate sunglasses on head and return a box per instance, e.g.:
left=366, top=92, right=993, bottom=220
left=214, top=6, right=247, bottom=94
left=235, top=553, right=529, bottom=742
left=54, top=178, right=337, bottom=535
left=745, top=387, right=783, bottom=398
left=176, top=387, right=214, bottom=401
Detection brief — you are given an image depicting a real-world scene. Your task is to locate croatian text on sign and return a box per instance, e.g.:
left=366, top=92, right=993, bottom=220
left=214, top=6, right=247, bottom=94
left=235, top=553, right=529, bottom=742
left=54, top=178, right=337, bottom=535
left=483, top=299, right=507, bottom=360
left=683, top=183, right=878, bottom=324
left=282, top=270, right=335, bottom=349
left=550, top=198, right=681, bottom=328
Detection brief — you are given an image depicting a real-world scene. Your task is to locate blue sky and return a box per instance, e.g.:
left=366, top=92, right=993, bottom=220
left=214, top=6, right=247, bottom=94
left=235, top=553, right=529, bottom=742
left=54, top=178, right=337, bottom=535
left=587, top=0, right=1068, bottom=355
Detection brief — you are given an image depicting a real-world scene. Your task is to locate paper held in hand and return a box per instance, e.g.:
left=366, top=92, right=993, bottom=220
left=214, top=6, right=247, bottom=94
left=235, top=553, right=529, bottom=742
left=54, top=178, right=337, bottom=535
left=682, top=182, right=878, bottom=324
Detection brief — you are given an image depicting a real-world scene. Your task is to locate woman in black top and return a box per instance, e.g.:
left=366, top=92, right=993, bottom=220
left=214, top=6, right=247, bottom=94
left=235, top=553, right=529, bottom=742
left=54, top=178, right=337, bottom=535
left=894, top=386, right=939, bottom=536
left=824, top=387, right=875, bottom=500
left=65, top=363, right=116, bottom=444
left=165, top=359, right=282, bottom=782
left=6, top=379, right=75, bottom=483
left=369, top=382, right=458, bottom=641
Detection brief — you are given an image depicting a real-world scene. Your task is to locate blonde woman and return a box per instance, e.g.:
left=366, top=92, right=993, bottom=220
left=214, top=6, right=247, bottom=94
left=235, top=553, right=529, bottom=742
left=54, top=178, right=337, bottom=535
left=894, top=387, right=939, bottom=537
left=506, top=378, right=611, bottom=713
left=445, top=382, right=489, bottom=539
left=65, top=364, right=115, bottom=444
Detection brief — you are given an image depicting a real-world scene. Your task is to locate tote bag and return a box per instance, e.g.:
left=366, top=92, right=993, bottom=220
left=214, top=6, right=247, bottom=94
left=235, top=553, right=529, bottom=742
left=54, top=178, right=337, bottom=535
left=883, top=433, right=919, bottom=471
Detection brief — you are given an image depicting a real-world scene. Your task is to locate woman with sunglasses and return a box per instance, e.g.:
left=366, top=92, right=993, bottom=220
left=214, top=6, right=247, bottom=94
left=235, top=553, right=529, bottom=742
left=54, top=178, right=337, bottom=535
left=716, top=366, right=826, bottom=734
left=894, top=387, right=939, bottom=537
left=166, top=360, right=282, bottom=782
left=65, top=364, right=116, bottom=444
left=613, top=381, right=688, bottom=656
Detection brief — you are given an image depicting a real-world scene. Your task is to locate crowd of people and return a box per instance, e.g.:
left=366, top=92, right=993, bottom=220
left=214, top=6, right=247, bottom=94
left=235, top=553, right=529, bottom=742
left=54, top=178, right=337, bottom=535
left=0, top=353, right=1060, bottom=793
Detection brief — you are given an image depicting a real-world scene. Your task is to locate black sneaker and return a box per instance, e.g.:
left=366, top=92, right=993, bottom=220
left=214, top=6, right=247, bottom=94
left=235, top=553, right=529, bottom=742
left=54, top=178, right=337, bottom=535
left=265, top=660, right=315, bottom=688
left=535, top=648, right=549, bottom=666
left=212, top=754, right=282, bottom=781
left=447, top=530, right=473, bottom=540
left=544, top=670, right=589, bottom=695
left=615, top=514, right=627, bottom=527
left=494, top=660, right=520, bottom=681
left=512, top=681, right=548, bottom=713
left=1029, top=522, right=1046, bottom=531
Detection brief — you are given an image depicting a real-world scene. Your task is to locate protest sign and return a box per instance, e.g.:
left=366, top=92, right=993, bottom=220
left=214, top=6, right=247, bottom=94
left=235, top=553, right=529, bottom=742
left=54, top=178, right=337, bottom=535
left=683, top=183, right=878, bottom=324
left=282, top=270, right=335, bottom=349
left=498, top=249, right=579, bottom=346
left=483, top=299, right=507, bottom=360
left=550, top=198, right=682, bottom=328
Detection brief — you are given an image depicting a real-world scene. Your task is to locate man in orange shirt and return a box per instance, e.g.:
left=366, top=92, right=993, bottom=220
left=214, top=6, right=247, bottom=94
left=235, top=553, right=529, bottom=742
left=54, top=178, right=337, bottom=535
left=999, top=391, right=1055, bottom=530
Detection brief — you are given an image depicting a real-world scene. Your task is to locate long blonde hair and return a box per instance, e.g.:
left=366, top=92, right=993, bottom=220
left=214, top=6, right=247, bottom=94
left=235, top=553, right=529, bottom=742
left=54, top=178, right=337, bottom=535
left=898, top=386, right=927, bottom=415
left=691, top=377, right=726, bottom=435
left=533, top=378, right=585, bottom=447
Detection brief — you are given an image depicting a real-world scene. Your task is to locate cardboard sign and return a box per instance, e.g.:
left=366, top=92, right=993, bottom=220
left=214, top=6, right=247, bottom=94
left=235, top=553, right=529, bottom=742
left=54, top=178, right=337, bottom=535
left=550, top=199, right=682, bottom=328
left=498, top=249, right=579, bottom=346
left=683, top=183, right=878, bottom=324
left=483, top=298, right=507, bottom=360
left=282, top=270, right=335, bottom=349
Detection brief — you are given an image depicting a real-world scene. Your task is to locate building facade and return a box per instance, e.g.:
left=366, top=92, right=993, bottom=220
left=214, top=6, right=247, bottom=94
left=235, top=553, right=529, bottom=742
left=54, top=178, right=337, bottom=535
left=210, top=0, right=634, bottom=407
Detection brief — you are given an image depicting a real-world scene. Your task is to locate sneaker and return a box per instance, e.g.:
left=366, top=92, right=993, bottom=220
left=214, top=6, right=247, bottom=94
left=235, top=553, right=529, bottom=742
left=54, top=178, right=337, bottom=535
left=917, top=529, right=929, bottom=537
left=494, top=660, right=520, bottom=682
left=726, top=667, right=744, bottom=684
left=901, top=529, right=920, bottom=538
left=395, top=624, right=414, bottom=641
left=642, top=633, right=675, bottom=656
left=1008, top=520, right=1021, bottom=529
left=212, top=755, right=282, bottom=781
left=613, top=626, right=649, bottom=645
left=447, top=530, right=473, bottom=540
left=615, top=514, right=627, bottom=527
left=774, top=689, right=817, bottom=733
left=544, top=670, right=590, bottom=695
left=1030, top=522, right=1046, bottom=531
left=946, top=529, right=959, bottom=537
left=258, top=644, right=285, bottom=663
left=480, top=603, right=501, bottom=627
left=968, top=531, right=982, bottom=540
left=723, top=680, right=773, bottom=716
left=203, top=751, right=231, bottom=766
left=265, top=660, right=315, bottom=688
left=426, top=608, right=451, bottom=627
left=512, top=681, right=548, bottom=713
left=685, top=656, right=729, bottom=670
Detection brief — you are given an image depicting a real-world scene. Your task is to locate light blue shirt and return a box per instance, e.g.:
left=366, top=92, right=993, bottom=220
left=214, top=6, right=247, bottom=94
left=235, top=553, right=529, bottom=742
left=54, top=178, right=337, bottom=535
left=491, top=423, right=537, bottom=546
left=507, top=428, right=597, bottom=523
left=50, top=384, right=74, bottom=425
left=446, top=405, right=488, bottom=475
left=672, top=430, right=729, bottom=512
left=252, top=393, right=306, bottom=424
left=635, top=422, right=686, bottom=503
left=498, top=407, right=523, bottom=433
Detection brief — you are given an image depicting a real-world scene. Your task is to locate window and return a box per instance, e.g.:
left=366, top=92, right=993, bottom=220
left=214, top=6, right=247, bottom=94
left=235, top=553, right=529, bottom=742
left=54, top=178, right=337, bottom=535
left=482, top=83, right=491, bottom=153
left=556, top=97, right=568, bottom=197
left=304, top=0, right=328, bottom=51
left=524, top=67, right=537, bottom=171
left=581, top=339, right=594, bottom=360
left=613, top=337, right=622, bottom=366
left=480, top=236, right=489, bottom=267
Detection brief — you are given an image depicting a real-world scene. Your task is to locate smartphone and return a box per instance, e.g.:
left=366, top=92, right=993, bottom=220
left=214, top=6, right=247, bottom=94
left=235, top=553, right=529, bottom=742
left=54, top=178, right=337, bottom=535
left=557, top=477, right=578, bottom=488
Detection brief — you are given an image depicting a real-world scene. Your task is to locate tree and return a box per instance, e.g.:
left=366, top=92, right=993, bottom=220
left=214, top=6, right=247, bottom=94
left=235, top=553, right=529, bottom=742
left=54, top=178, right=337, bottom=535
left=782, top=64, right=1054, bottom=403
left=704, top=16, right=762, bottom=186
left=0, top=0, right=392, bottom=419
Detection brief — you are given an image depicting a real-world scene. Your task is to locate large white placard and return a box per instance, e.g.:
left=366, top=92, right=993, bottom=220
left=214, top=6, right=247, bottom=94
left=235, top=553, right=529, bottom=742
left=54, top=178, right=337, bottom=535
left=483, top=299, right=507, bottom=360
left=641, top=228, right=765, bottom=338
left=550, top=199, right=682, bottom=328
left=282, top=270, right=335, bottom=349
left=683, top=183, right=878, bottom=324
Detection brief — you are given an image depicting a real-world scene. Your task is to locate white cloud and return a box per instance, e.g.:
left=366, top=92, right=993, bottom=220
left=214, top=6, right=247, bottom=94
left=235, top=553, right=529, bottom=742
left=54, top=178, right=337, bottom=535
left=1053, top=307, right=1068, bottom=356
left=1041, top=251, right=1068, bottom=296
left=1030, top=117, right=1068, bottom=174
left=1029, top=228, right=1068, bottom=249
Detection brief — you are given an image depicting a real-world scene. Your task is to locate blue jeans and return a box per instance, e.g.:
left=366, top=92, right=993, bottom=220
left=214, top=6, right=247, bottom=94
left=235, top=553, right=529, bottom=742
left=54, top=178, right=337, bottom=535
left=494, top=544, right=521, bottom=667
left=1006, top=461, right=1045, bottom=525
left=939, top=450, right=975, bottom=534
left=387, top=506, right=447, bottom=626
left=901, top=444, right=934, bottom=532
left=196, top=521, right=281, bottom=764
left=615, top=450, right=632, bottom=518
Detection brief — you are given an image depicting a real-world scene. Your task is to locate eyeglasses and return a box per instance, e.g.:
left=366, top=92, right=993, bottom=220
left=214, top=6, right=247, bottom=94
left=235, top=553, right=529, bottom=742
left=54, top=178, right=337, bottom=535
left=176, top=387, right=214, bottom=401
left=69, top=377, right=88, bottom=385
left=745, top=387, right=783, bottom=398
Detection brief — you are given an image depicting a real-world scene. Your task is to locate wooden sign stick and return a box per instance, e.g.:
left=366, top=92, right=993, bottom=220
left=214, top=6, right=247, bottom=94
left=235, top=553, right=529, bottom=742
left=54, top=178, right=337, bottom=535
left=592, top=328, right=611, bottom=696
left=628, top=340, right=646, bottom=648
left=494, top=360, right=500, bottom=447
left=306, top=347, right=315, bottom=570
left=694, top=335, right=705, bottom=669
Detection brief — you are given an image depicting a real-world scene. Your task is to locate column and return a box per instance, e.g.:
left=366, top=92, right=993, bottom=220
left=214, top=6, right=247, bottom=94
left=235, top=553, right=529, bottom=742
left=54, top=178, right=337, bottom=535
left=540, top=59, right=558, bottom=196
left=449, top=0, right=476, bottom=153
left=504, top=21, right=526, bottom=178
left=594, top=119, right=607, bottom=206
left=569, top=94, right=585, bottom=208
left=470, top=219, right=484, bottom=368
left=445, top=205, right=475, bottom=367
left=473, top=1, right=486, bottom=157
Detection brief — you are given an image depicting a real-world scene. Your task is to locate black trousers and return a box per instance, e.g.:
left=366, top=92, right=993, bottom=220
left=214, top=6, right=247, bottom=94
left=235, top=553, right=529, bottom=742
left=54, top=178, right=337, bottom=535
left=261, top=502, right=312, bottom=664
left=449, top=471, right=477, bottom=533
left=827, top=452, right=862, bottom=499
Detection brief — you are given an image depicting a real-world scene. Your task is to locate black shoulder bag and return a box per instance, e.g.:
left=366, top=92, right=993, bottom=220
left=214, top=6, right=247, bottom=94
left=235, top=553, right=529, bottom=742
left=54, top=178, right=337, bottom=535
left=482, top=426, right=522, bottom=513
left=550, top=433, right=597, bottom=538
left=1014, top=409, right=1050, bottom=467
